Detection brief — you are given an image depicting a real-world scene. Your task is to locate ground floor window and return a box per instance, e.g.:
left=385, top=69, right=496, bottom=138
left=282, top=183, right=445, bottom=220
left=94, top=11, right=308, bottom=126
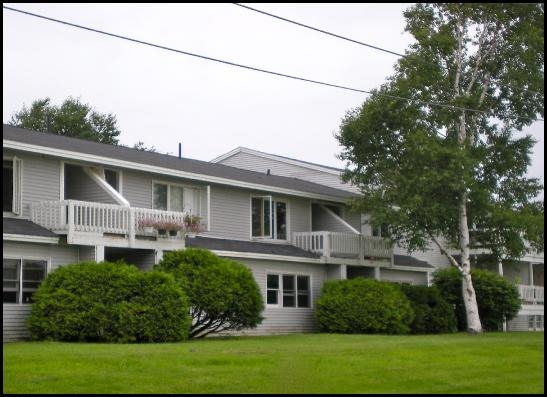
left=3, top=258, right=47, bottom=304
left=266, top=273, right=310, bottom=308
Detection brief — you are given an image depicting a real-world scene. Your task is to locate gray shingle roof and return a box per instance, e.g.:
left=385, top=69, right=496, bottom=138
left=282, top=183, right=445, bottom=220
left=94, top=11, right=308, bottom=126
left=393, top=254, right=435, bottom=269
left=3, top=218, right=58, bottom=238
left=3, top=124, right=358, bottom=200
left=185, top=236, right=320, bottom=258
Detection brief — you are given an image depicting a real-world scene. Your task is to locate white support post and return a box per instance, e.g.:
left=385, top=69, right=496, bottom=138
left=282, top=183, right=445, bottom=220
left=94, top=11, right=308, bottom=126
left=374, top=266, right=381, bottom=280
left=340, top=264, right=347, bottom=280
left=323, top=232, right=331, bottom=258
left=95, top=245, right=105, bottom=262
left=67, top=200, right=74, bottom=243
left=155, top=249, right=164, bottom=264
left=128, top=209, right=135, bottom=248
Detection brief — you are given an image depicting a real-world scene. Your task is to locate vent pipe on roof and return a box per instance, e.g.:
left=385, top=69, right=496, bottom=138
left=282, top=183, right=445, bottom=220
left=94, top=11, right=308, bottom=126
left=179, top=142, right=182, bottom=158
left=267, top=169, right=270, bottom=175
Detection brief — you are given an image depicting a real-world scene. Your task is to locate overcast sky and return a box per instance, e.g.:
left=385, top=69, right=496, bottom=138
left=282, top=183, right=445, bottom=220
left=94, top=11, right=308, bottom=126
left=3, top=3, right=544, bottom=189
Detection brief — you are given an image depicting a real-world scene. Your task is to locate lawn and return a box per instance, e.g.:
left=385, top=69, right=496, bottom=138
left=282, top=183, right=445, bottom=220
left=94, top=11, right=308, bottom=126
left=3, top=332, right=544, bottom=394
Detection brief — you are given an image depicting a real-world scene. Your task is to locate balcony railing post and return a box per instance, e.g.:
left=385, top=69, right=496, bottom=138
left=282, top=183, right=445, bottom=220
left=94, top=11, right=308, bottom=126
left=323, top=232, right=331, bottom=257
left=128, top=208, right=135, bottom=248
left=67, top=200, right=74, bottom=238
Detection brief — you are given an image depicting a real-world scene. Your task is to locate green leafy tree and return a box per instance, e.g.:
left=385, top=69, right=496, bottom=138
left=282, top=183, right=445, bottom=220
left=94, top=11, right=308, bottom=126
left=9, top=97, right=121, bottom=145
left=336, top=4, right=544, bottom=333
left=156, top=248, right=264, bottom=338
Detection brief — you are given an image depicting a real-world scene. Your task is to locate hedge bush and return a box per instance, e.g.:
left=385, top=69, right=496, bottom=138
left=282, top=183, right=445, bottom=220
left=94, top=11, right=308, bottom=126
left=315, top=278, right=414, bottom=335
left=399, top=284, right=457, bottom=334
left=28, top=261, right=190, bottom=343
left=156, top=248, right=264, bottom=338
left=433, top=267, right=522, bottom=331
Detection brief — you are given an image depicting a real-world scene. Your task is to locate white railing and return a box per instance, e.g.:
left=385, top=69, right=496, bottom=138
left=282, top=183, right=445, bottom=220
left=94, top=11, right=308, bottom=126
left=30, top=200, right=201, bottom=240
left=291, top=231, right=392, bottom=260
left=518, top=284, right=544, bottom=304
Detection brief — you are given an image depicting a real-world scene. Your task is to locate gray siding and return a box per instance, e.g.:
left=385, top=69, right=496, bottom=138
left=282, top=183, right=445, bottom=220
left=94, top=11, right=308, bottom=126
left=208, top=186, right=251, bottom=240
left=289, top=197, right=311, bottom=234
left=218, top=151, right=359, bottom=193
left=122, top=169, right=153, bottom=208
left=343, top=210, right=362, bottom=232
left=3, top=241, right=79, bottom=341
left=226, top=257, right=327, bottom=334
left=393, top=241, right=451, bottom=268
left=312, top=205, right=356, bottom=233
left=20, top=153, right=60, bottom=217
left=65, top=165, right=116, bottom=204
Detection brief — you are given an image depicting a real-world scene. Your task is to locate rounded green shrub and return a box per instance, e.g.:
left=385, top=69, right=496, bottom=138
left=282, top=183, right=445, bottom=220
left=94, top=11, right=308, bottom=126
left=28, top=261, right=190, bottom=343
left=399, top=284, right=457, bottom=334
left=315, top=277, right=414, bottom=335
left=156, top=248, right=264, bottom=338
left=433, top=267, right=521, bottom=331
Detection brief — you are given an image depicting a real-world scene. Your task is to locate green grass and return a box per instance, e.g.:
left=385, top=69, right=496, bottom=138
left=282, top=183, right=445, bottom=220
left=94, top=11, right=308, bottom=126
left=3, top=332, right=544, bottom=394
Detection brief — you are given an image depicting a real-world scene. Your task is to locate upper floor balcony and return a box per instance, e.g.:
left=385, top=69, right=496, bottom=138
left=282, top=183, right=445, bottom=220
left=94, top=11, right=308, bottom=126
left=292, top=231, right=393, bottom=264
left=518, top=284, right=544, bottom=305
left=30, top=200, right=205, bottom=250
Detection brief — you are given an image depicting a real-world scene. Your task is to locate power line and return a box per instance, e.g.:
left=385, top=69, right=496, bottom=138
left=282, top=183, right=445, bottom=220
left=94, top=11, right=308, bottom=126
left=234, top=3, right=545, bottom=99
left=3, top=5, right=544, bottom=123
left=233, top=3, right=406, bottom=58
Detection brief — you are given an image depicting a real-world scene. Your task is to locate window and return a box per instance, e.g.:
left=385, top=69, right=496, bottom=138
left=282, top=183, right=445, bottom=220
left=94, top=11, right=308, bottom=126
left=266, top=273, right=310, bottom=308
left=252, top=196, right=287, bottom=240
left=3, top=258, right=47, bottom=304
left=104, top=169, right=119, bottom=191
left=3, top=157, right=21, bottom=214
left=372, top=223, right=389, bottom=238
left=153, top=182, right=200, bottom=214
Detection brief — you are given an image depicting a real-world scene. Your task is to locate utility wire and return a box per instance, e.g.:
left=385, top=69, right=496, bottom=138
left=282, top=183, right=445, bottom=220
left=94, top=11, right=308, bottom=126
left=234, top=3, right=406, bottom=58
left=3, top=5, right=544, bottom=123
left=234, top=3, right=545, bottom=98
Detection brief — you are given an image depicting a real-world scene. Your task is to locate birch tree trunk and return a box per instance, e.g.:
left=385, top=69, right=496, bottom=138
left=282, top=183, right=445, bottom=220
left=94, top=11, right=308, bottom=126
left=454, top=13, right=482, bottom=333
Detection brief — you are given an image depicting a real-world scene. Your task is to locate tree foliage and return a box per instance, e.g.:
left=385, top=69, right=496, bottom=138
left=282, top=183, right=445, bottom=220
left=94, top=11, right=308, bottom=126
left=156, top=248, right=264, bottom=338
left=336, top=3, right=543, bottom=333
left=433, top=267, right=522, bottom=331
left=28, top=261, right=190, bottom=343
left=9, top=97, right=121, bottom=145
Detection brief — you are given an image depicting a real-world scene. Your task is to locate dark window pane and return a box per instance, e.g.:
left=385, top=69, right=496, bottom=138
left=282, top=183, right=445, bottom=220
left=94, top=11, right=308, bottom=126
left=275, top=201, right=286, bottom=240
left=3, top=258, right=20, bottom=303
left=3, top=160, right=13, bottom=212
left=267, top=274, right=279, bottom=289
left=104, top=169, right=118, bottom=191
left=297, top=294, right=309, bottom=308
left=282, top=275, right=294, bottom=290
left=283, top=294, right=295, bottom=307
left=267, top=290, right=278, bottom=305
left=297, top=276, right=309, bottom=291
left=153, top=184, right=167, bottom=210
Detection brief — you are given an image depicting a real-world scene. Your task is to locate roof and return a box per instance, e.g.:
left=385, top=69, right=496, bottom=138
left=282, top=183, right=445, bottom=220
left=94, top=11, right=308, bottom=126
left=3, top=124, right=358, bottom=202
left=3, top=217, right=58, bottom=238
left=211, top=146, right=344, bottom=174
left=393, top=254, right=435, bottom=269
left=185, top=236, right=320, bottom=259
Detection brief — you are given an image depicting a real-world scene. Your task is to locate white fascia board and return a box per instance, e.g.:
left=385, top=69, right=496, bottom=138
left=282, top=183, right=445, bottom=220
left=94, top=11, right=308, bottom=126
left=210, top=250, right=323, bottom=263
left=3, top=233, right=59, bottom=244
left=4, top=140, right=351, bottom=204
left=389, top=265, right=434, bottom=273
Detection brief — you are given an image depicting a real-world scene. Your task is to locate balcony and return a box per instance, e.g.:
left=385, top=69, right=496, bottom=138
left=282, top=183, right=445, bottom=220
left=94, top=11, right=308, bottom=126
left=518, top=285, right=544, bottom=304
left=292, top=231, right=393, bottom=263
left=30, top=200, right=203, bottom=249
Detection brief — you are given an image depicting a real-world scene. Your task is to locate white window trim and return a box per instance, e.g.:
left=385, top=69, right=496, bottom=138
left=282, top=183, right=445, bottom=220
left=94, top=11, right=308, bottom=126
left=250, top=195, right=290, bottom=242
left=3, top=255, right=51, bottom=305
left=152, top=179, right=199, bottom=213
left=265, top=271, right=312, bottom=309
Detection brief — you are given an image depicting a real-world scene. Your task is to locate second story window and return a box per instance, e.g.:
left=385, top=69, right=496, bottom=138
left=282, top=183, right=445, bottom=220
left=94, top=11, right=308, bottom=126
left=3, top=157, right=22, bottom=215
left=104, top=169, right=119, bottom=192
left=252, top=196, right=287, bottom=240
left=153, top=182, right=201, bottom=214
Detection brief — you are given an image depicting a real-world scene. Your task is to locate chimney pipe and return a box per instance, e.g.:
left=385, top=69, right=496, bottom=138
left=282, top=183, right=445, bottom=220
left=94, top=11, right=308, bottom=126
left=178, top=142, right=182, bottom=158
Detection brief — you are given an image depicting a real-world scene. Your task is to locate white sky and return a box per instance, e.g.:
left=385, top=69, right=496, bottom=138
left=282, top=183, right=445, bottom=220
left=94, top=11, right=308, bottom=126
left=3, top=3, right=544, bottom=190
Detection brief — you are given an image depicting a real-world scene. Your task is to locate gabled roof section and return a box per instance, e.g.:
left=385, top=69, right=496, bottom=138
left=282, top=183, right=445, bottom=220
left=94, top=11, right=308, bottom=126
left=3, top=218, right=59, bottom=243
left=3, top=125, right=358, bottom=202
left=211, top=146, right=344, bottom=175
